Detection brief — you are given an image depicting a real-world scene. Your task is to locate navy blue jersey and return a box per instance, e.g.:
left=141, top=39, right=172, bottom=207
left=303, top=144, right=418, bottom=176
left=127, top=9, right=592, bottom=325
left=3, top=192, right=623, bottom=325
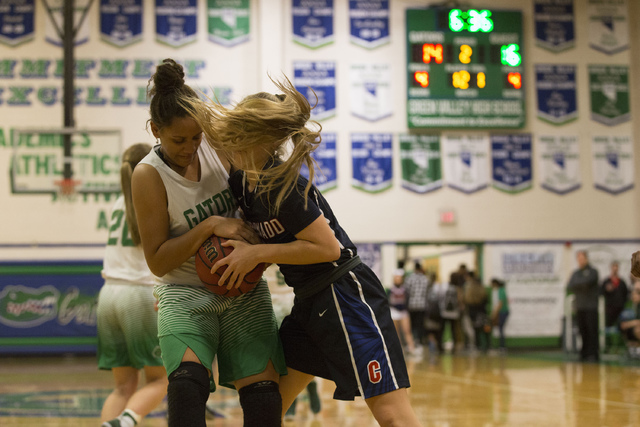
left=228, top=167, right=359, bottom=297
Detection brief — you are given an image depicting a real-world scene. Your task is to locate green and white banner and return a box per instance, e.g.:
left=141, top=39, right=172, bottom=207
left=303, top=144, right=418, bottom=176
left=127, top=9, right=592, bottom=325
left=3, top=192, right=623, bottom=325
left=537, top=135, right=581, bottom=195
left=399, top=134, right=441, bottom=194
left=207, top=0, right=250, bottom=47
left=349, top=63, right=392, bottom=122
left=442, top=133, right=489, bottom=194
left=592, top=135, right=634, bottom=194
left=588, top=0, right=628, bottom=55
left=589, top=65, right=630, bottom=126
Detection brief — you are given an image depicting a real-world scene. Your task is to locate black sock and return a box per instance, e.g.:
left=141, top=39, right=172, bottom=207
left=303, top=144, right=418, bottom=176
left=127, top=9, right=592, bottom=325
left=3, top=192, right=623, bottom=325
left=238, top=380, right=282, bottom=427
left=167, top=362, right=210, bottom=427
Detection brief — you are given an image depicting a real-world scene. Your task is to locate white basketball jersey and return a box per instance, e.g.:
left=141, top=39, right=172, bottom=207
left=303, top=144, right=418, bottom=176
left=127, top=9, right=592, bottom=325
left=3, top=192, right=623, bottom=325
left=139, top=141, right=236, bottom=286
left=101, top=195, right=156, bottom=286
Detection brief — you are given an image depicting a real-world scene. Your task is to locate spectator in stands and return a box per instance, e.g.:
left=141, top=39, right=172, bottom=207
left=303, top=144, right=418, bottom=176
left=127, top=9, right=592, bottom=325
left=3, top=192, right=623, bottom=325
left=601, top=261, right=628, bottom=328
left=425, top=272, right=444, bottom=356
left=439, top=272, right=463, bottom=353
left=618, top=280, right=640, bottom=357
left=489, top=278, right=510, bottom=354
left=393, top=260, right=407, bottom=287
left=405, top=261, right=429, bottom=347
left=388, top=268, right=421, bottom=357
left=464, top=271, right=489, bottom=353
left=566, top=250, right=600, bottom=362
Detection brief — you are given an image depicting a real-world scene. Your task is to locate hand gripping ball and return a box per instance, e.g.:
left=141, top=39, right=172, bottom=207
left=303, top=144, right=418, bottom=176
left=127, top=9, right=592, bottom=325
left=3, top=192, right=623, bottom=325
left=195, top=234, right=266, bottom=297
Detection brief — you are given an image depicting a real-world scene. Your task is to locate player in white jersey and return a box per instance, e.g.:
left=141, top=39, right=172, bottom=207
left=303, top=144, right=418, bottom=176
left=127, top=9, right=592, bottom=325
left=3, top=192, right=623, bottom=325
left=131, top=59, right=286, bottom=427
left=98, top=143, right=167, bottom=427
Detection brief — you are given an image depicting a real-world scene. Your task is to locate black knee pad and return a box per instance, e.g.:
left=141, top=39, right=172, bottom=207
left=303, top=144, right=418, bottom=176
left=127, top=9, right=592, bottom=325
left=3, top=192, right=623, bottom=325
left=167, top=362, right=210, bottom=427
left=238, top=380, right=282, bottom=427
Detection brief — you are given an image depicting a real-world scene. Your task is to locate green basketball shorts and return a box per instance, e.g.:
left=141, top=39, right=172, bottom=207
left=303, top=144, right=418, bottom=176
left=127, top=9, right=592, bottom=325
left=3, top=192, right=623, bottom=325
left=97, top=283, right=163, bottom=370
left=154, top=279, right=287, bottom=391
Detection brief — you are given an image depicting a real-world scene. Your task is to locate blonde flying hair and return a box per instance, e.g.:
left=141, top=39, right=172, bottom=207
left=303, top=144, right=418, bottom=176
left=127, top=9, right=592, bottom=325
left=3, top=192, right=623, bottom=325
left=121, top=143, right=152, bottom=245
left=184, top=76, right=322, bottom=213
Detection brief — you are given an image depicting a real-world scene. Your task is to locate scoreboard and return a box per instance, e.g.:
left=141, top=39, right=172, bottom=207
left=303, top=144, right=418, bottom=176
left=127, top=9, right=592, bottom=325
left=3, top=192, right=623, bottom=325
left=406, top=8, right=525, bottom=128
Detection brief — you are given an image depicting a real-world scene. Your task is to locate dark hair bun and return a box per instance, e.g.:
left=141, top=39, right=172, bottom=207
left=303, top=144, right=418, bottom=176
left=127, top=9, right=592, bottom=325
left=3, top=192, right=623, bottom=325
left=152, top=58, right=185, bottom=96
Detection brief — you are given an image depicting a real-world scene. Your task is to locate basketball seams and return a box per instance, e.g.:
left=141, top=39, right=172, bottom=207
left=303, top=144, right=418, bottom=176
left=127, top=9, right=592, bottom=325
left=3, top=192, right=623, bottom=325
left=195, top=234, right=264, bottom=297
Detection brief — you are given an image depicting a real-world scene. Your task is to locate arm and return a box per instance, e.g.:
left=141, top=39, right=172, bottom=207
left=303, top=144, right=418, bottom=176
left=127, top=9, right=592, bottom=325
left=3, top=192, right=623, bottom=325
left=132, top=164, right=259, bottom=277
left=620, top=319, right=640, bottom=331
left=491, top=300, right=502, bottom=321
left=632, top=251, right=640, bottom=277
left=212, top=215, right=341, bottom=289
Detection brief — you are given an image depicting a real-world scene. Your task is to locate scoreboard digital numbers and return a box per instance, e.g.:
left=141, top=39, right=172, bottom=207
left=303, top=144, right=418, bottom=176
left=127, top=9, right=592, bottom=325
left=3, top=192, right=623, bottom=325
left=406, top=8, right=524, bottom=128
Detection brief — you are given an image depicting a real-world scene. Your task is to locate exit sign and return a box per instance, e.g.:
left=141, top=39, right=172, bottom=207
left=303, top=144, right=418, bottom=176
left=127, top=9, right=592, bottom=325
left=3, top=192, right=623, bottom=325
left=439, top=209, right=456, bottom=225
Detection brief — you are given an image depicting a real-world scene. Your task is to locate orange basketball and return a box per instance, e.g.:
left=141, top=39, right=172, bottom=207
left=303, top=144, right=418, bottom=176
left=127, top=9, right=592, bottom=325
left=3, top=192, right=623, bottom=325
left=195, top=234, right=266, bottom=297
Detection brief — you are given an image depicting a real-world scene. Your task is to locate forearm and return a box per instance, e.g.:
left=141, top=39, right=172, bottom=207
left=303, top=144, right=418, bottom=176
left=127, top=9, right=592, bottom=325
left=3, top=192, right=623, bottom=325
left=149, top=230, right=210, bottom=276
left=253, top=239, right=340, bottom=265
left=491, top=301, right=503, bottom=317
left=620, top=320, right=640, bottom=330
left=146, top=216, right=227, bottom=276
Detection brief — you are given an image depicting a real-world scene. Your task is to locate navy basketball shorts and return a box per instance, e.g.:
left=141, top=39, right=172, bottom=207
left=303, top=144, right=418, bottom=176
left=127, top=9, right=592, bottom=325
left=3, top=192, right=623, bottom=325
left=279, top=263, right=410, bottom=400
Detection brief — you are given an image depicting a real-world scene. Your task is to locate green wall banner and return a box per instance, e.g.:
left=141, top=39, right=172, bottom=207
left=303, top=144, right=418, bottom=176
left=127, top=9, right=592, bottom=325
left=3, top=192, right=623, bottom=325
left=207, top=0, right=250, bottom=47
left=399, top=134, right=442, bottom=194
left=589, top=65, right=630, bottom=126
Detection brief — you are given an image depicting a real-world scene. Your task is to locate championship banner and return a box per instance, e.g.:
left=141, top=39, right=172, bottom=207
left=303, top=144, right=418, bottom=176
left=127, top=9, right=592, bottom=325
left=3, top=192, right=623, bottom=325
left=349, top=63, right=392, bottom=122
left=155, top=0, right=198, bottom=47
left=0, top=0, right=34, bottom=47
left=441, top=133, right=490, bottom=194
left=294, top=61, right=336, bottom=121
left=207, top=0, right=250, bottom=47
left=589, top=65, right=630, bottom=126
left=588, top=0, right=628, bottom=55
left=592, top=135, right=634, bottom=194
left=292, top=0, right=333, bottom=49
left=300, top=132, right=337, bottom=193
left=536, top=64, right=577, bottom=125
left=537, top=135, right=581, bottom=195
left=487, top=243, right=566, bottom=337
left=45, top=0, right=91, bottom=46
left=100, top=0, right=143, bottom=47
left=349, top=0, right=389, bottom=49
left=351, top=133, right=392, bottom=193
left=534, top=0, right=575, bottom=52
left=399, top=134, right=442, bottom=194
left=492, top=134, right=532, bottom=194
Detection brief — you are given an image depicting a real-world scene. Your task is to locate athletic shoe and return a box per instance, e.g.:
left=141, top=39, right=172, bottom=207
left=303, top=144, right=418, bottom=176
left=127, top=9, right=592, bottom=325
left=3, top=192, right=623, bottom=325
left=101, top=412, right=136, bottom=427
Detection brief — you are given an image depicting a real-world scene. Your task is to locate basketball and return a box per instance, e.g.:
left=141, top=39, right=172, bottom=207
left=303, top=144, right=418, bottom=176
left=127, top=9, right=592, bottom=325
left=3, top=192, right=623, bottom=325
left=195, top=234, right=266, bottom=297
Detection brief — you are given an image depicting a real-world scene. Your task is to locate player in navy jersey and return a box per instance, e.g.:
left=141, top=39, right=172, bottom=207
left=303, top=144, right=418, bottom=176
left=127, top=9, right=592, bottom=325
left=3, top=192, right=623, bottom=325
left=185, top=77, right=422, bottom=426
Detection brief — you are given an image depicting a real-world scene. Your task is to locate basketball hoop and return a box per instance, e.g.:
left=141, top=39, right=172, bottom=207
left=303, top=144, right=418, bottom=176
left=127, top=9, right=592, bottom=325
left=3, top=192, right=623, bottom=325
left=54, top=178, right=81, bottom=202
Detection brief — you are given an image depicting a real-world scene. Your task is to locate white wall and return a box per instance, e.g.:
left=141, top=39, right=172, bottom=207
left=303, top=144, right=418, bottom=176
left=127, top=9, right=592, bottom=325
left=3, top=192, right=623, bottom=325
left=0, top=0, right=638, bottom=258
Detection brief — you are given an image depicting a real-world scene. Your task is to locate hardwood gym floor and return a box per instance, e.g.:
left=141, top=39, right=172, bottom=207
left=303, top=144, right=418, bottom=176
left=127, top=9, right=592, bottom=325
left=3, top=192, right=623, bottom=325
left=1, top=351, right=639, bottom=426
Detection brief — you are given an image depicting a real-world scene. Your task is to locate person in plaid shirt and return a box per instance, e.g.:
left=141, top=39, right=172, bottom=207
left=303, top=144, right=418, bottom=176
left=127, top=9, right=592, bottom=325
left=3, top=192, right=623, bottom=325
left=405, top=261, right=429, bottom=349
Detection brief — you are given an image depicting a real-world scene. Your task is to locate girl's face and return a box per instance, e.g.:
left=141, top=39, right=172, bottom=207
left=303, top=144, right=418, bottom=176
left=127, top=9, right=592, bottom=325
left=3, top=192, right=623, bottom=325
left=151, top=117, right=203, bottom=170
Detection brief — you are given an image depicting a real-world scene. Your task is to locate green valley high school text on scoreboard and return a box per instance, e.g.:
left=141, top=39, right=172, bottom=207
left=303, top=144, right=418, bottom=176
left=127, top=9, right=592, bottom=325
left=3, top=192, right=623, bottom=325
left=406, top=8, right=525, bottom=128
